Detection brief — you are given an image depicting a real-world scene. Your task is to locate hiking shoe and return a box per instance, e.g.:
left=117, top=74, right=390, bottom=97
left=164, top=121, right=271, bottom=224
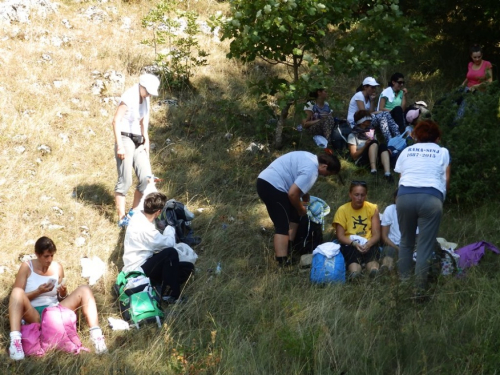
left=348, top=272, right=362, bottom=282
left=162, top=296, right=187, bottom=305
left=384, top=174, right=395, bottom=184
left=9, top=338, right=24, bottom=360
left=369, top=269, right=379, bottom=279
left=91, top=335, right=108, bottom=354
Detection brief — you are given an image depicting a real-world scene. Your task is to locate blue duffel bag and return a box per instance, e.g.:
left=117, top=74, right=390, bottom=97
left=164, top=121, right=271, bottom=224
left=310, top=251, right=346, bottom=284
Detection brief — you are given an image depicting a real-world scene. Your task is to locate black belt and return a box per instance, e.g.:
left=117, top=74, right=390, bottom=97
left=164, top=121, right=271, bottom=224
left=121, top=132, right=144, bottom=146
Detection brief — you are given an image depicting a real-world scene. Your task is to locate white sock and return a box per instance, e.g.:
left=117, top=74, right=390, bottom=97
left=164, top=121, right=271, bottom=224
left=384, top=172, right=391, bottom=176
left=89, top=326, right=103, bottom=339
left=10, top=331, right=21, bottom=339
left=371, top=169, right=377, bottom=173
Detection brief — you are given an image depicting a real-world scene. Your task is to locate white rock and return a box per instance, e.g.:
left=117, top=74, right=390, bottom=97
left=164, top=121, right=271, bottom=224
left=14, top=146, right=26, bottom=154
left=37, top=144, right=51, bottom=154
left=25, top=239, right=36, bottom=246
left=12, top=134, right=27, bottom=142
left=196, top=208, right=205, bottom=213
left=91, top=79, right=104, bottom=95
left=245, top=142, right=268, bottom=152
left=52, top=206, right=63, bottom=215
left=61, top=18, right=72, bottom=28
left=47, top=224, right=64, bottom=230
left=41, top=53, right=51, bottom=62
left=35, top=157, right=42, bottom=164
left=74, top=237, right=86, bottom=247
left=121, top=16, right=131, bottom=30
left=58, top=133, right=69, bottom=143
left=100, top=108, right=108, bottom=116
left=40, top=195, right=54, bottom=201
left=80, top=5, right=109, bottom=23
left=224, top=133, right=233, bottom=140
left=53, top=80, right=63, bottom=88
left=0, top=0, right=57, bottom=24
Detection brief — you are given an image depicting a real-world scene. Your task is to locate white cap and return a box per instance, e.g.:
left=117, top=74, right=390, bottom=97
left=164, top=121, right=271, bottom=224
left=139, top=74, right=160, bottom=96
left=362, top=77, right=380, bottom=86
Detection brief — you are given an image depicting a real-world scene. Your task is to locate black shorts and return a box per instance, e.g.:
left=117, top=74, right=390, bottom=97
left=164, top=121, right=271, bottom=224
left=356, top=140, right=388, bottom=167
left=257, top=178, right=300, bottom=235
left=341, top=244, right=380, bottom=267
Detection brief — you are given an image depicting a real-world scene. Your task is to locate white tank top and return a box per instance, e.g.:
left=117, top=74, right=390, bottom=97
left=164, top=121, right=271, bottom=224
left=24, top=260, right=59, bottom=308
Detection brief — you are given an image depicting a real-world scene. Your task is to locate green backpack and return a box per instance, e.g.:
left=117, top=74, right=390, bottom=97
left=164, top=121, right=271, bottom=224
left=114, top=271, right=164, bottom=328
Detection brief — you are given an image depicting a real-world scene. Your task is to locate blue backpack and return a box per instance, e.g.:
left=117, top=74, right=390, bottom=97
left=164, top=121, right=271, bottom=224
left=310, top=252, right=346, bottom=284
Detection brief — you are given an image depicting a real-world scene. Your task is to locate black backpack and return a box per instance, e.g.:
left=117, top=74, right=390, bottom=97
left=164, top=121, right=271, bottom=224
left=292, top=216, right=323, bottom=255
left=330, top=118, right=351, bottom=156
left=155, top=199, right=201, bottom=246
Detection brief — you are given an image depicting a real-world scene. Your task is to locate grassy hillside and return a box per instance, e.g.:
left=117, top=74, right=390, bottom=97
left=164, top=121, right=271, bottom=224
left=1, top=1, right=500, bottom=374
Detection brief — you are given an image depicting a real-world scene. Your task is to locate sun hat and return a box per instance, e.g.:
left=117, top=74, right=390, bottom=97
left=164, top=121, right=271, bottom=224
left=139, top=74, right=160, bottom=96
left=406, top=109, right=420, bottom=124
left=362, top=77, right=380, bottom=86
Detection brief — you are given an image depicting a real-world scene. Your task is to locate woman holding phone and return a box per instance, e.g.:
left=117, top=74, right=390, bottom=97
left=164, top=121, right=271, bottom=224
left=8, top=237, right=107, bottom=360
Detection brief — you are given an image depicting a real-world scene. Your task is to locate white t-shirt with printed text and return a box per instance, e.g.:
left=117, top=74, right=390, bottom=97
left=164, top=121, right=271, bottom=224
left=395, top=143, right=450, bottom=195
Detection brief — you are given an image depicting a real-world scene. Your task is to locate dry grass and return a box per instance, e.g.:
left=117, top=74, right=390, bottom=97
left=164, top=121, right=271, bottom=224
left=0, top=1, right=499, bottom=374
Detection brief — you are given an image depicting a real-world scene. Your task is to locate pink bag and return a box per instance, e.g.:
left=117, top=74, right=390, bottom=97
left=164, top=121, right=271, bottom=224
left=20, top=323, right=44, bottom=357
left=40, top=305, right=89, bottom=354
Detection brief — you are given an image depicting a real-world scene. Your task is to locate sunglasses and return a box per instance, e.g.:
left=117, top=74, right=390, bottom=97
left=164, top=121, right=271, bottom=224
left=350, top=180, right=367, bottom=187
left=397, top=81, right=405, bottom=85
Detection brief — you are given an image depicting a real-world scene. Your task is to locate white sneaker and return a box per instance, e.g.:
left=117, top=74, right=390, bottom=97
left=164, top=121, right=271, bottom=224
left=9, top=338, right=24, bottom=360
left=91, top=335, right=108, bottom=354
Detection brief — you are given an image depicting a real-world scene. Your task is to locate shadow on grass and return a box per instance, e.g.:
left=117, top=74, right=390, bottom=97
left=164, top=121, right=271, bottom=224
left=109, top=229, right=126, bottom=271
left=73, top=183, right=115, bottom=224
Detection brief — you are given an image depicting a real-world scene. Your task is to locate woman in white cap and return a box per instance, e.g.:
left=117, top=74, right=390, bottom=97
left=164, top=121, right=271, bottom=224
left=347, top=77, right=380, bottom=127
left=112, top=73, right=160, bottom=227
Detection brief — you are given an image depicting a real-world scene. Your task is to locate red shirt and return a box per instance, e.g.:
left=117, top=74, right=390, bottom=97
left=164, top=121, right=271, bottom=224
left=466, top=60, right=492, bottom=88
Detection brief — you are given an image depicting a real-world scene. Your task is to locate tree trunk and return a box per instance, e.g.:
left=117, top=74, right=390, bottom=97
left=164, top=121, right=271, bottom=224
left=274, top=102, right=291, bottom=150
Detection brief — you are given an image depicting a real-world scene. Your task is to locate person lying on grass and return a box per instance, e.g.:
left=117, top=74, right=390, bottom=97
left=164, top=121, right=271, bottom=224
left=8, top=236, right=107, bottom=360
left=333, top=181, right=381, bottom=281
left=257, top=151, right=341, bottom=267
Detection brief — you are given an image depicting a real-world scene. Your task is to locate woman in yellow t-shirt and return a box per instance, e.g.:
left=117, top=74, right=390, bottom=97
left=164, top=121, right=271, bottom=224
left=333, top=181, right=381, bottom=280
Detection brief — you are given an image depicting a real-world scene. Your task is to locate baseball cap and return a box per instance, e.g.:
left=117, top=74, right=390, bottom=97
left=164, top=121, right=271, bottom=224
left=139, top=74, right=160, bottom=96
left=406, top=109, right=420, bottom=123
left=362, top=77, right=380, bottom=86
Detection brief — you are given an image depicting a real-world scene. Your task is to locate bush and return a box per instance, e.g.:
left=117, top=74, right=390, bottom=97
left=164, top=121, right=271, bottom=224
left=433, top=81, right=500, bottom=203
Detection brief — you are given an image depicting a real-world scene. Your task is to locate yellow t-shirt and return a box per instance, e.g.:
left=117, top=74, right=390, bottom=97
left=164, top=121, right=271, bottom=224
left=333, top=201, right=378, bottom=239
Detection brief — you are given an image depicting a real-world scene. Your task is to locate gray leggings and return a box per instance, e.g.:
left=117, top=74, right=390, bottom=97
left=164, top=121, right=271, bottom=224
left=396, top=193, right=443, bottom=290
left=114, top=136, right=151, bottom=195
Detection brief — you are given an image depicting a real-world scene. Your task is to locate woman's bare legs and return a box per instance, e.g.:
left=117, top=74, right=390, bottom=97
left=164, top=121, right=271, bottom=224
left=59, top=285, right=99, bottom=327
left=9, top=287, right=41, bottom=332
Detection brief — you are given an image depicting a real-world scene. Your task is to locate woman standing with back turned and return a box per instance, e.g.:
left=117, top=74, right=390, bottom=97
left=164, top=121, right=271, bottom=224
left=395, top=120, right=450, bottom=294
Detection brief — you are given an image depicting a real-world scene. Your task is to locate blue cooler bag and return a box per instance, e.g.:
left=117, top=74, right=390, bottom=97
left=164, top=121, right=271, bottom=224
left=310, top=252, right=346, bottom=284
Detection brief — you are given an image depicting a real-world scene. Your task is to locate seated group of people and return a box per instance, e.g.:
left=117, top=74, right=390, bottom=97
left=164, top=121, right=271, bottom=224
left=8, top=192, right=194, bottom=360
left=258, top=120, right=450, bottom=291
left=302, top=73, right=424, bottom=182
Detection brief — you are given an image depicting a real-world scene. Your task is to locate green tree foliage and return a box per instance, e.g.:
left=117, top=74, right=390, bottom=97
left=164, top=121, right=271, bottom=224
left=399, top=0, right=500, bottom=81
left=218, top=0, right=424, bottom=147
left=142, top=0, right=209, bottom=91
left=434, top=82, right=500, bottom=203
